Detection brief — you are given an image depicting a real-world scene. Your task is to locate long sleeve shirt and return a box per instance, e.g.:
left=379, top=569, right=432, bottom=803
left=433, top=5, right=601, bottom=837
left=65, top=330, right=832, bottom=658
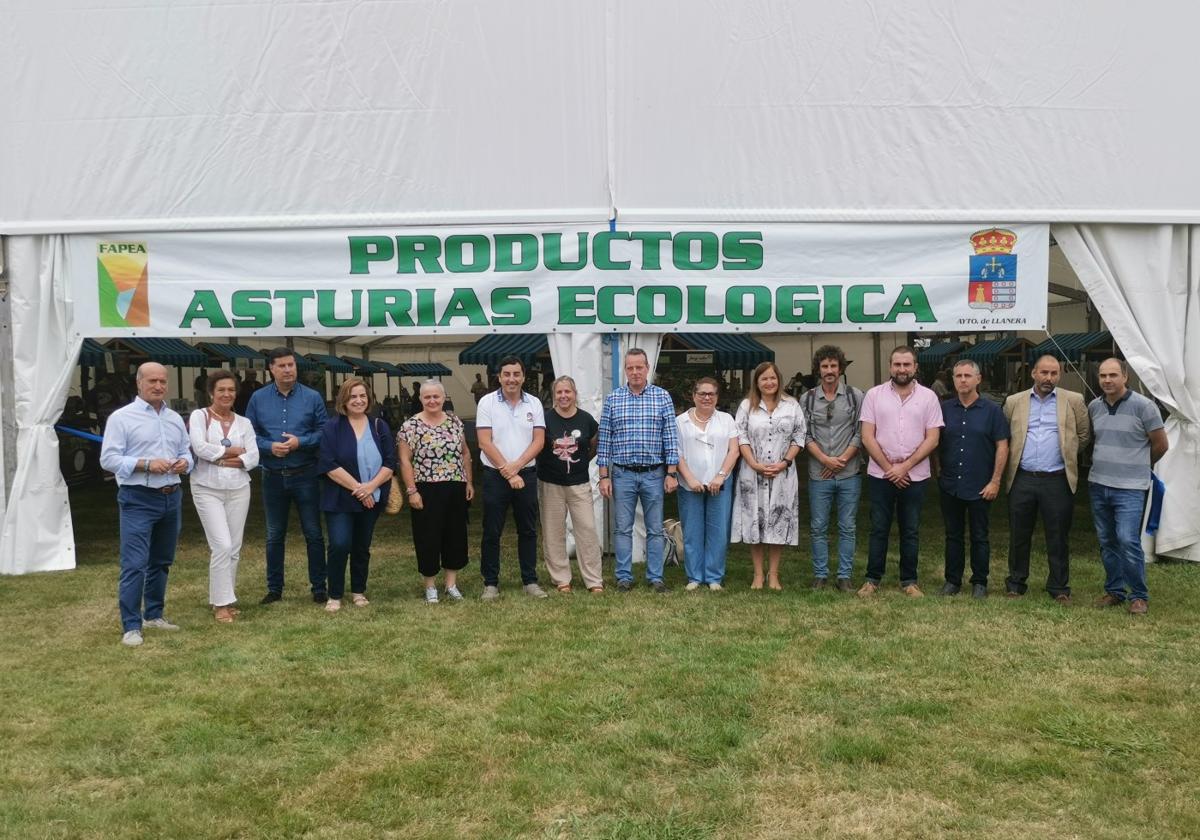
left=596, top=383, right=680, bottom=468
left=188, top=408, right=260, bottom=489
left=245, top=382, right=328, bottom=471
left=99, top=397, right=193, bottom=487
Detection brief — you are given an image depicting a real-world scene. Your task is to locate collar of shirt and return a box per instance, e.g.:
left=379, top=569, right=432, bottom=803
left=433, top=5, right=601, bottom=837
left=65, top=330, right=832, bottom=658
left=495, top=390, right=534, bottom=406
left=1030, top=387, right=1057, bottom=403
left=134, top=395, right=165, bottom=414
left=1103, top=389, right=1135, bottom=414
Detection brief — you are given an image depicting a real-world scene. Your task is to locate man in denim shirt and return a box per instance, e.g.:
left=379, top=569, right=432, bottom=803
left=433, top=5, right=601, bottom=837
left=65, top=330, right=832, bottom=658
left=246, top=347, right=329, bottom=604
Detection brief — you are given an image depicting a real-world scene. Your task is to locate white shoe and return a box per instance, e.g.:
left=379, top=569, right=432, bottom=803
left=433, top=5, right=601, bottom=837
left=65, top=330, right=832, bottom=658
left=481, top=585, right=500, bottom=601
left=708, top=583, right=723, bottom=592
left=523, top=583, right=549, bottom=599
left=425, top=587, right=439, bottom=604
left=685, top=581, right=701, bottom=591
left=121, top=630, right=143, bottom=647
left=445, top=586, right=464, bottom=601
left=142, top=617, right=180, bottom=630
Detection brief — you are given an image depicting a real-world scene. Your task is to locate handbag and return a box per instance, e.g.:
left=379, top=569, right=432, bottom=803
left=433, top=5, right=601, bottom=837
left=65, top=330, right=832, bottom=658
left=385, top=475, right=404, bottom=515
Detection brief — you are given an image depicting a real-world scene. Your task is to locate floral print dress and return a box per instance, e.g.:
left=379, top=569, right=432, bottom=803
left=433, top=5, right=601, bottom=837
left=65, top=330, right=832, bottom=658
left=731, top=397, right=807, bottom=545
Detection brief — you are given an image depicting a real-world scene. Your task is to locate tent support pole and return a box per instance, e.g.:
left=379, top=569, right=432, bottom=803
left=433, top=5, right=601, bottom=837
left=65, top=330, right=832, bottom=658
left=0, top=241, right=16, bottom=512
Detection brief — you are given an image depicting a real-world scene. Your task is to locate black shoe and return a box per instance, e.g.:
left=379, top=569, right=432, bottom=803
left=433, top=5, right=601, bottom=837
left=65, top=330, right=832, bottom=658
left=812, top=577, right=827, bottom=590
left=312, top=592, right=329, bottom=604
left=972, top=584, right=988, bottom=599
left=260, top=591, right=282, bottom=604
left=651, top=580, right=670, bottom=594
left=940, top=582, right=961, bottom=596
left=616, top=580, right=634, bottom=592
left=835, top=578, right=854, bottom=593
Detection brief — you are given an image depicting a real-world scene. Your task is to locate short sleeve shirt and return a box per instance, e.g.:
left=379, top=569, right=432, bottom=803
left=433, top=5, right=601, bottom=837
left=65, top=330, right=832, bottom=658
left=1088, top=390, right=1164, bottom=490
left=475, top=390, right=546, bottom=469
left=858, top=382, right=945, bottom=481
left=398, top=414, right=467, bottom=483
left=537, top=408, right=599, bottom=486
left=938, top=396, right=1011, bottom=499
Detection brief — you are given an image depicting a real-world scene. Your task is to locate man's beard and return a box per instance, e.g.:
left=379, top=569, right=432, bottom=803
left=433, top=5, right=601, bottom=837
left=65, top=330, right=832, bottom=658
left=890, top=372, right=913, bottom=386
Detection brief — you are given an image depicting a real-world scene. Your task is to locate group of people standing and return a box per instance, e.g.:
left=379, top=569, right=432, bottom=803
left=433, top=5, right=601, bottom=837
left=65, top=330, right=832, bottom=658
left=100, top=341, right=1168, bottom=648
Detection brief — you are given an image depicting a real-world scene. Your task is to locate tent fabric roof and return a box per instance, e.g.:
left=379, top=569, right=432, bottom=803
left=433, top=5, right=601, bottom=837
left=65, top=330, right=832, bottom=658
left=1027, top=331, right=1113, bottom=361
left=916, top=341, right=965, bottom=366
left=400, top=363, right=452, bottom=377
left=367, top=360, right=405, bottom=376
left=79, top=338, right=112, bottom=366
left=459, top=335, right=549, bottom=369
left=198, top=342, right=266, bottom=361
left=108, top=337, right=207, bottom=367
left=958, top=337, right=1023, bottom=363
left=305, top=354, right=355, bottom=373
left=341, top=356, right=384, bottom=374
left=673, top=333, right=775, bottom=369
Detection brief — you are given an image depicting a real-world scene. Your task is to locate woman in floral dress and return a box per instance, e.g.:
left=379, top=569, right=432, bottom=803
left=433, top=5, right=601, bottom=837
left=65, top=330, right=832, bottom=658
left=731, top=362, right=807, bottom=590
left=397, top=380, right=475, bottom=603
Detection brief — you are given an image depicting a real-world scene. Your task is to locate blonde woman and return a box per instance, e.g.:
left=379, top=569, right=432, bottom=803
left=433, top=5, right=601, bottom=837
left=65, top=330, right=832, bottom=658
left=731, top=362, right=807, bottom=590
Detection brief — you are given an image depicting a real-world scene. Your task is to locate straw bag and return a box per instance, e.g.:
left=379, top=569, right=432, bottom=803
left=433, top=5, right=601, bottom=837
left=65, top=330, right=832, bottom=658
left=385, top=475, right=404, bottom=515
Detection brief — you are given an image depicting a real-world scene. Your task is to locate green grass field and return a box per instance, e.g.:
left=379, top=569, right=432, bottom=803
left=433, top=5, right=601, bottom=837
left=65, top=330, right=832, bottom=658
left=1, top=479, right=1197, bottom=839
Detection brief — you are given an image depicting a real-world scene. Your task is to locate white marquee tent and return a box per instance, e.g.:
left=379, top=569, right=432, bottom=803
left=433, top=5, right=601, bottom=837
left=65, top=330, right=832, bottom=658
left=2, top=0, right=1198, bottom=573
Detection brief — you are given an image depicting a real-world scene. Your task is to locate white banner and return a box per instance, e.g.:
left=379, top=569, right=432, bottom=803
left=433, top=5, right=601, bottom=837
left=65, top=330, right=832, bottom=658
left=71, top=223, right=1048, bottom=337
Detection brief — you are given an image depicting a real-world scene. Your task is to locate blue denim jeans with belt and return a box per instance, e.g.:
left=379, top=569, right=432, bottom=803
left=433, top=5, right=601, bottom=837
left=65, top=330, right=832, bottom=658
left=117, top=485, right=182, bottom=631
left=612, top=465, right=666, bottom=584
left=262, top=466, right=326, bottom=596
left=1089, top=482, right=1149, bottom=602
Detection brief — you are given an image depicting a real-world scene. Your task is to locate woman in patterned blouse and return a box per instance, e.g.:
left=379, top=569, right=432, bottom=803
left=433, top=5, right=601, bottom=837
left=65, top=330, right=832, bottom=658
left=397, top=380, right=475, bottom=603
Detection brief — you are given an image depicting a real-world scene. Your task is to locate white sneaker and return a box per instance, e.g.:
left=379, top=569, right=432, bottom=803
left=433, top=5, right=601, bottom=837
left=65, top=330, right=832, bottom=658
left=121, top=630, right=143, bottom=647
left=142, top=617, right=180, bottom=631
left=445, top=586, right=464, bottom=601
left=424, top=587, right=439, bottom=604
left=523, top=583, right=549, bottom=599
left=685, top=581, right=701, bottom=591
left=708, top=583, right=723, bottom=592
left=481, top=585, right=500, bottom=601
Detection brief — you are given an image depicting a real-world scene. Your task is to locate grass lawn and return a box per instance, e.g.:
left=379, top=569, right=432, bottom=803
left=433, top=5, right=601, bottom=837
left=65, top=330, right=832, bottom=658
left=1, top=478, right=1198, bottom=839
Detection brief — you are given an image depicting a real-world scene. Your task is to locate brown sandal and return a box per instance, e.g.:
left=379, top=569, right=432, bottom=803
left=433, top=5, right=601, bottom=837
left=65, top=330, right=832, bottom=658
left=214, top=606, right=235, bottom=623
left=556, top=583, right=572, bottom=594
left=587, top=587, right=604, bottom=594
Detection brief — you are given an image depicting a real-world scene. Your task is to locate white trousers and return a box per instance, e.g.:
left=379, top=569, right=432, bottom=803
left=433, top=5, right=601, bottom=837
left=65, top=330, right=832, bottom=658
left=191, top=483, right=251, bottom=607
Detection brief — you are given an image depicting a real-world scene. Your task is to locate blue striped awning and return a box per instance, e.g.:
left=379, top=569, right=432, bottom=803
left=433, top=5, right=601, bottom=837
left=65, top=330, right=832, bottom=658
left=958, top=337, right=1022, bottom=363
left=79, top=338, right=113, bottom=366
left=674, top=333, right=775, bottom=369
left=399, top=362, right=452, bottom=377
left=916, top=341, right=964, bottom=366
left=366, top=360, right=405, bottom=376
left=198, top=342, right=267, bottom=362
left=1026, top=331, right=1113, bottom=362
left=305, top=353, right=355, bottom=373
left=108, top=337, right=207, bottom=366
left=340, top=356, right=385, bottom=374
left=459, top=334, right=548, bottom=369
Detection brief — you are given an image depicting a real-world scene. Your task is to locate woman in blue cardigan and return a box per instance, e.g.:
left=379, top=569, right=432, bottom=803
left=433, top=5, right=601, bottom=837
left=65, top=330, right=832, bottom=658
left=317, top=378, right=396, bottom=612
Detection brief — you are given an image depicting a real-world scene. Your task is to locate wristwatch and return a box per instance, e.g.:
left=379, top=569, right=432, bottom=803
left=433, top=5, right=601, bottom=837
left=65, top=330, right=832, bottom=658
left=717, top=470, right=727, bottom=477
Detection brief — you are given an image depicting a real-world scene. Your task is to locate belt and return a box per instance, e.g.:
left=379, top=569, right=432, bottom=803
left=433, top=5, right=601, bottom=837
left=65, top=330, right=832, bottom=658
left=614, top=463, right=663, bottom=473
left=1019, top=468, right=1065, bottom=478
left=268, top=466, right=315, bottom=477
left=483, top=465, right=536, bottom=473
left=128, top=484, right=179, bottom=495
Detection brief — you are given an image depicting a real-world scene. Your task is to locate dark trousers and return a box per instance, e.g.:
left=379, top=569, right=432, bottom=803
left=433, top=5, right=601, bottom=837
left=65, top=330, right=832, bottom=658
left=866, top=476, right=928, bottom=586
left=411, top=481, right=470, bottom=577
left=480, top=467, right=539, bottom=586
left=117, top=486, right=181, bottom=631
left=324, top=507, right=381, bottom=599
left=1006, top=471, right=1074, bottom=597
left=940, top=491, right=992, bottom=586
left=262, top=467, right=327, bottom=595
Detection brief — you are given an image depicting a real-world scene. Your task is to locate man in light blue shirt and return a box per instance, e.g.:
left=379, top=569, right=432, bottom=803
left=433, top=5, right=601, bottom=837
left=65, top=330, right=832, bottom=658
left=99, top=362, right=193, bottom=647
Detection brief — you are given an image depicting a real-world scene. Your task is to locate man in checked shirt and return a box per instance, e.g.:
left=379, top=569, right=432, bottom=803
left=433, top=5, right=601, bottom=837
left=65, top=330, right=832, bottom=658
left=597, top=348, right=681, bottom=593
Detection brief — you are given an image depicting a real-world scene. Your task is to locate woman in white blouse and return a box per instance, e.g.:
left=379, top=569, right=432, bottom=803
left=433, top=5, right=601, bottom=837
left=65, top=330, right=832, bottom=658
left=731, top=361, right=807, bottom=590
left=675, top=377, right=740, bottom=591
left=189, top=369, right=259, bottom=623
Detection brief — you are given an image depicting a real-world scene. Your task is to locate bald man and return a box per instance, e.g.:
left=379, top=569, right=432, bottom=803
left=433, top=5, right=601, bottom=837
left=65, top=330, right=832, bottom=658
left=100, top=362, right=194, bottom=647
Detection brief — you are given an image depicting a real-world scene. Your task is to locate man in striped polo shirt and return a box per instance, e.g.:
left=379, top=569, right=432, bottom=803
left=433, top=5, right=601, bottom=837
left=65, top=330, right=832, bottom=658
left=1087, top=358, right=1168, bottom=615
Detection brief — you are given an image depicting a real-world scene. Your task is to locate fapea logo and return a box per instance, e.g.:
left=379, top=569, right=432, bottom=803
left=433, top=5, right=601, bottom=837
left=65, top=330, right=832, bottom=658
left=97, top=242, right=150, bottom=327
left=968, top=228, right=1017, bottom=311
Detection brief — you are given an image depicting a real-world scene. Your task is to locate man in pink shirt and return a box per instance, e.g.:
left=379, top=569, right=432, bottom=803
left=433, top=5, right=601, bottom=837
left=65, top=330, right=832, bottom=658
left=857, top=346, right=944, bottom=597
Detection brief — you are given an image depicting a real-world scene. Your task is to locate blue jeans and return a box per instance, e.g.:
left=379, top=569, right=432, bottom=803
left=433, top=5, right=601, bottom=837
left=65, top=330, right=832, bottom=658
left=262, top=467, right=326, bottom=595
left=676, top=481, right=733, bottom=584
left=612, top=466, right=666, bottom=584
left=325, top=507, right=382, bottom=599
left=809, top=475, right=861, bottom=580
left=866, top=476, right=928, bottom=586
left=1089, top=483, right=1149, bottom=602
left=117, top=485, right=182, bottom=631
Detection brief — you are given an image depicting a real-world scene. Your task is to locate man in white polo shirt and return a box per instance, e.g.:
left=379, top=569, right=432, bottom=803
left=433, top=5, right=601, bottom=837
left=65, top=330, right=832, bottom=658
left=476, top=355, right=547, bottom=600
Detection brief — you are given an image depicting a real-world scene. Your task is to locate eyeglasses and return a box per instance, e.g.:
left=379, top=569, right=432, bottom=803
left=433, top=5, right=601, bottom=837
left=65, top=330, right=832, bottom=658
left=695, top=391, right=718, bottom=398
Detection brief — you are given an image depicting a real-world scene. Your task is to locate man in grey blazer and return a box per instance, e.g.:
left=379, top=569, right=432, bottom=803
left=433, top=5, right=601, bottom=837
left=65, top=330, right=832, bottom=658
left=1002, top=355, right=1091, bottom=603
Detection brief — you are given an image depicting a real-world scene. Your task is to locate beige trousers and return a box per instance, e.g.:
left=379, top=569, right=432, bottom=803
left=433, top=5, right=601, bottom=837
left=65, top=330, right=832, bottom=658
left=539, top=481, right=604, bottom=589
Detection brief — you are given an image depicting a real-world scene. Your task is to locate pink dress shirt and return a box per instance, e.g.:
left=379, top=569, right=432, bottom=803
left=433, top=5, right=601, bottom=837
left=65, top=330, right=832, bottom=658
left=858, top=382, right=944, bottom=481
